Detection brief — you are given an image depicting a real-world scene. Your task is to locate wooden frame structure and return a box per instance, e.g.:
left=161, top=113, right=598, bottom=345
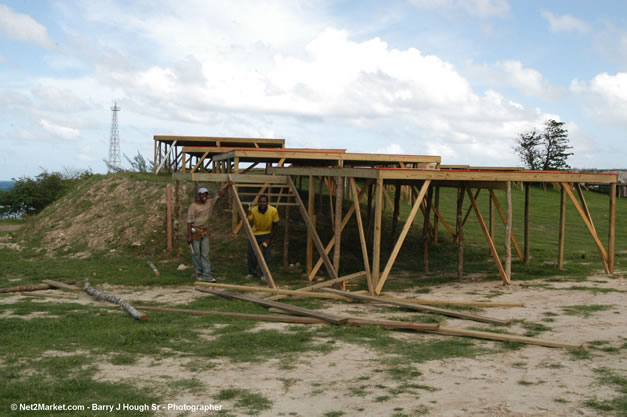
left=153, top=136, right=285, bottom=173
left=163, top=135, right=618, bottom=296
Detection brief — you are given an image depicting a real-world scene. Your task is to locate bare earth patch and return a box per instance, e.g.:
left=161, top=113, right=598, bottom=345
left=67, top=273, right=625, bottom=416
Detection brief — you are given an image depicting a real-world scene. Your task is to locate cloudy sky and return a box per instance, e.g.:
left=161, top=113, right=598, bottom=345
left=1, top=0, right=626, bottom=179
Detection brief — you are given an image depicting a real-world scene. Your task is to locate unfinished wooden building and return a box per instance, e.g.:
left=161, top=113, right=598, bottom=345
left=157, top=135, right=619, bottom=295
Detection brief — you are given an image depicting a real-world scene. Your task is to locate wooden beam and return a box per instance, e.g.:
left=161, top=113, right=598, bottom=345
left=333, top=176, right=344, bottom=283
left=194, top=282, right=351, bottom=301
left=609, top=183, right=616, bottom=273
left=307, top=180, right=371, bottom=280
left=433, top=186, right=440, bottom=243
left=378, top=295, right=524, bottom=308
left=433, top=327, right=581, bottom=349
left=41, top=280, right=81, bottom=291
left=320, top=288, right=511, bottom=325
left=375, top=180, right=431, bottom=295
left=154, top=140, right=177, bottom=173
left=456, top=187, right=464, bottom=280
left=524, top=183, right=530, bottom=265
left=561, top=182, right=610, bottom=273
left=558, top=185, right=567, bottom=270
left=199, top=288, right=348, bottom=325
left=372, top=178, right=384, bottom=288
left=287, top=176, right=339, bottom=280
left=466, top=187, right=511, bottom=285
left=350, top=179, right=374, bottom=295
left=228, top=178, right=277, bottom=288
left=266, top=271, right=366, bottom=302
left=306, top=176, right=315, bottom=274
left=505, top=182, right=512, bottom=282
left=423, top=185, right=433, bottom=273
left=489, top=189, right=525, bottom=262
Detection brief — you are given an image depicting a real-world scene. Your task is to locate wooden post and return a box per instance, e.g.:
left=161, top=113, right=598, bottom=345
left=488, top=189, right=495, bottom=254
left=609, top=183, right=616, bottom=274
left=391, top=181, right=401, bottom=241
left=166, top=183, right=173, bottom=250
left=350, top=179, right=374, bottom=295
left=283, top=202, right=290, bottom=268
left=505, top=181, right=512, bottom=282
left=372, top=177, right=384, bottom=288
left=558, top=184, right=566, bottom=270
left=423, top=185, right=432, bottom=273
left=524, top=183, right=530, bottom=264
left=366, top=182, right=374, bottom=242
left=333, top=176, right=344, bottom=285
left=306, top=176, right=315, bottom=274
left=456, top=187, right=464, bottom=280
left=433, top=186, right=440, bottom=244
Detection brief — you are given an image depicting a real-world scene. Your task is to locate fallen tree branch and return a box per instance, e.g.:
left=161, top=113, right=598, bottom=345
left=42, top=280, right=82, bottom=291
left=83, top=283, right=147, bottom=321
left=147, top=261, right=160, bottom=277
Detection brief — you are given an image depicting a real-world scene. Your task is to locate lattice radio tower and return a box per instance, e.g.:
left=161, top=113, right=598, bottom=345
left=107, top=102, right=121, bottom=171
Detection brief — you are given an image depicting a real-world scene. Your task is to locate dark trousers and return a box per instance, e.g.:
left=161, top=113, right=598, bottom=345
left=248, top=234, right=271, bottom=277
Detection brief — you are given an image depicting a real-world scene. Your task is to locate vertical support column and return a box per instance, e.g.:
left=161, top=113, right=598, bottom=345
left=609, top=183, right=616, bottom=274
left=166, top=183, right=173, bottom=250
left=283, top=202, right=290, bottom=268
left=524, top=183, right=530, bottom=264
left=306, top=176, right=315, bottom=275
left=391, top=181, right=401, bottom=241
left=433, top=186, right=440, bottom=244
left=488, top=190, right=495, bottom=254
left=423, top=185, right=432, bottom=273
left=558, top=184, right=567, bottom=270
left=505, top=181, right=512, bottom=282
left=372, top=177, right=384, bottom=287
left=456, top=187, right=464, bottom=280
left=333, top=176, right=344, bottom=281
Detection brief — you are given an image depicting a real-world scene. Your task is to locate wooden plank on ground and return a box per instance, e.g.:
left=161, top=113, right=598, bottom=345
left=434, top=326, right=581, bottom=349
left=41, top=280, right=82, bottom=291
left=378, top=295, right=524, bottom=308
left=0, top=281, right=74, bottom=294
left=320, top=288, right=511, bottom=325
left=197, top=288, right=348, bottom=325
left=194, top=282, right=352, bottom=301
left=135, top=305, right=439, bottom=332
left=266, top=271, right=366, bottom=301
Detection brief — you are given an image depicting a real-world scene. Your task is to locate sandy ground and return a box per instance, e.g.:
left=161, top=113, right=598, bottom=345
left=3, top=274, right=626, bottom=417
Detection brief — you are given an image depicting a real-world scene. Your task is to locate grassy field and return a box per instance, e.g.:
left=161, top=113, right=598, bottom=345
left=0, top=174, right=625, bottom=416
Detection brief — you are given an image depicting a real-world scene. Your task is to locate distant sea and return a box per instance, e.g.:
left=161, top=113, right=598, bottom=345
left=0, top=181, right=14, bottom=191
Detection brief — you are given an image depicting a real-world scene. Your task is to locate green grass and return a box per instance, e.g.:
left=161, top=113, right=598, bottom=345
left=584, top=368, right=627, bottom=416
left=562, top=304, right=615, bottom=318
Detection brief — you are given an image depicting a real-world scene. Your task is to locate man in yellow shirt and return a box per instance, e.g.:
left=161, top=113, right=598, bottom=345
left=246, top=195, right=279, bottom=280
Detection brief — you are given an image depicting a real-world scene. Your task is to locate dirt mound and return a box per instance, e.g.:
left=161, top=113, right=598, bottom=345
left=16, top=174, right=218, bottom=254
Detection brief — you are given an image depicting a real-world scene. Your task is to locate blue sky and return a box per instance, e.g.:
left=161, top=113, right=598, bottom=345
left=1, top=0, right=626, bottom=179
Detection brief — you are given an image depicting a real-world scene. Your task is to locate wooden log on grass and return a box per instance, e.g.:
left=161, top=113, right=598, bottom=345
left=196, top=288, right=348, bottom=325
left=83, top=283, right=147, bottom=321
left=0, top=280, right=76, bottom=294
left=320, top=288, right=511, bottom=325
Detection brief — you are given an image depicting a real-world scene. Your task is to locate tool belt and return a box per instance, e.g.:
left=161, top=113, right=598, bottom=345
left=191, top=227, right=208, bottom=240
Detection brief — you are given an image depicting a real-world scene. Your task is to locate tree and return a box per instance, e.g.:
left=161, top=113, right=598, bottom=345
left=514, top=119, right=573, bottom=170
left=0, top=170, right=91, bottom=217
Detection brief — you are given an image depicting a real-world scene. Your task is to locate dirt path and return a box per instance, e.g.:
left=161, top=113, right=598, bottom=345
left=0, top=224, right=21, bottom=231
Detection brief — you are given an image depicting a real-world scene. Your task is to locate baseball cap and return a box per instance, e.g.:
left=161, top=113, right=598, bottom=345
left=198, top=187, right=209, bottom=194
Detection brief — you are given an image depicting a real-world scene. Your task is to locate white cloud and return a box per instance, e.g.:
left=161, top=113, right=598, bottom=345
left=571, top=72, right=627, bottom=126
left=410, top=0, right=510, bottom=18
left=497, top=60, right=561, bottom=99
left=376, top=144, right=405, bottom=155
left=40, top=120, right=80, bottom=140
left=0, top=4, right=55, bottom=48
left=541, top=11, right=590, bottom=33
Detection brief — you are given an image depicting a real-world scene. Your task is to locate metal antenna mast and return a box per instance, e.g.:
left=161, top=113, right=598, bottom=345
left=107, top=102, right=121, bottom=171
